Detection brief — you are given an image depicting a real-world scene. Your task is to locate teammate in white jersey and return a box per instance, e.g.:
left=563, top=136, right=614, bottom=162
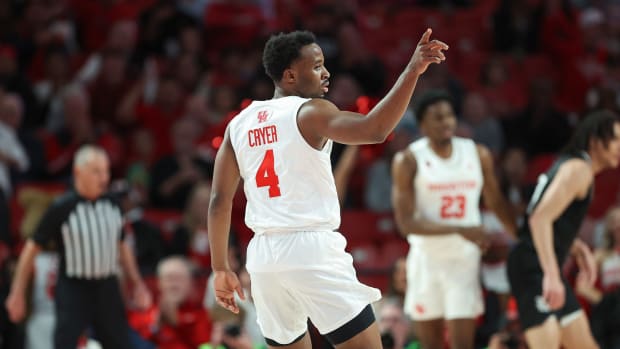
left=391, top=90, right=516, bottom=349
left=208, top=30, right=448, bottom=349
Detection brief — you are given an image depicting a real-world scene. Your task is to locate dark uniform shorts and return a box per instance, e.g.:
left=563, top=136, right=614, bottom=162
left=507, top=243, right=582, bottom=331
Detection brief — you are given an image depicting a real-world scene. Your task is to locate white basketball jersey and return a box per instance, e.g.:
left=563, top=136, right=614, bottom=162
left=407, top=137, right=483, bottom=246
left=228, top=96, right=340, bottom=235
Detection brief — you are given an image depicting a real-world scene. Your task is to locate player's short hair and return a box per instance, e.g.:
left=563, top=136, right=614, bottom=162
left=562, top=110, right=620, bottom=155
left=414, top=90, right=454, bottom=123
left=262, top=31, right=317, bottom=82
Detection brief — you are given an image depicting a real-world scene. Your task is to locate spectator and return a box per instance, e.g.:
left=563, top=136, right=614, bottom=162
left=498, top=147, right=531, bottom=220
left=460, top=92, right=505, bottom=156
left=492, top=0, right=543, bottom=54
left=132, top=77, right=186, bottom=158
left=115, top=180, right=165, bottom=276
left=333, top=22, right=386, bottom=97
left=502, top=78, right=572, bottom=156
left=87, top=49, right=134, bottom=132
left=40, top=85, right=124, bottom=178
left=129, top=256, right=212, bottom=349
left=365, top=121, right=414, bottom=212
left=125, top=128, right=157, bottom=202
left=0, top=44, right=38, bottom=128
left=479, top=57, right=526, bottom=119
left=149, top=118, right=213, bottom=209
left=0, top=93, right=29, bottom=244
left=386, top=257, right=407, bottom=306
left=576, top=206, right=620, bottom=348
left=31, top=46, right=71, bottom=130
left=376, top=297, right=418, bottom=349
left=167, top=182, right=213, bottom=269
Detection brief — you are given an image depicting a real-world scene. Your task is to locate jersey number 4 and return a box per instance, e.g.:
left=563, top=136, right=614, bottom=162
left=440, top=195, right=466, bottom=218
left=255, top=149, right=281, bottom=198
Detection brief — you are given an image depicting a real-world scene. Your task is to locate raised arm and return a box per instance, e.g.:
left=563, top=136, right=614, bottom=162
left=528, top=159, right=593, bottom=310
left=298, top=29, right=448, bottom=148
left=208, top=127, right=245, bottom=314
left=391, top=150, right=485, bottom=242
left=478, top=145, right=517, bottom=237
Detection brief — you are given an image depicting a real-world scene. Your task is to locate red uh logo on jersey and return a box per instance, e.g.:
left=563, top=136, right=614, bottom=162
left=257, top=110, right=270, bottom=123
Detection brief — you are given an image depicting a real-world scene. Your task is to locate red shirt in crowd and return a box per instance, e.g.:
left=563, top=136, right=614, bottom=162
left=128, top=302, right=212, bottom=349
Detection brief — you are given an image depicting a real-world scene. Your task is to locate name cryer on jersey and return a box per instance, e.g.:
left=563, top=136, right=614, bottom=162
left=248, top=125, right=279, bottom=147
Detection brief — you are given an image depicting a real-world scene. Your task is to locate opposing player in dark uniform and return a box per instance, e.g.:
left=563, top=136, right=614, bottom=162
left=507, top=111, right=620, bottom=349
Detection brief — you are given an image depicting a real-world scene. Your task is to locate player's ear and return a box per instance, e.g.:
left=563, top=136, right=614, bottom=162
left=282, top=68, right=296, bottom=83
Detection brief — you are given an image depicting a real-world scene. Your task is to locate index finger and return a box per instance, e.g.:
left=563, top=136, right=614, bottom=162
left=429, top=39, right=449, bottom=50
left=418, top=28, right=432, bottom=45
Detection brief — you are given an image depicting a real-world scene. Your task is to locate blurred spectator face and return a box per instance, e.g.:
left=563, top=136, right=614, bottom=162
left=249, top=79, right=273, bottom=101
left=63, top=87, right=93, bottom=136
left=528, top=78, right=554, bottom=108
left=101, top=51, right=127, bottom=85
left=462, top=93, right=489, bottom=125
left=0, top=45, right=17, bottom=76
left=338, top=23, right=367, bottom=63
left=378, top=301, right=410, bottom=349
left=502, top=148, right=527, bottom=185
left=172, top=118, right=198, bottom=154
left=328, top=75, right=361, bottom=110
left=605, top=207, right=620, bottom=249
left=180, top=26, right=203, bottom=54
left=45, top=49, right=69, bottom=82
left=210, top=85, right=238, bottom=114
left=482, top=58, right=508, bottom=87
left=419, top=101, right=457, bottom=144
left=307, top=5, right=337, bottom=35
left=157, top=79, right=182, bottom=109
left=580, top=8, right=605, bottom=50
left=177, top=54, right=201, bottom=91
left=106, top=20, right=137, bottom=52
left=131, top=128, right=155, bottom=161
left=187, top=183, right=211, bottom=221
left=158, top=258, right=193, bottom=305
left=0, top=94, right=23, bottom=129
left=185, top=94, right=209, bottom=124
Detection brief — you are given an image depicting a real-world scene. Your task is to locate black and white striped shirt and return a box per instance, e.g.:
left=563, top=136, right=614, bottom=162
left=33, top=190, right=125, bottom=279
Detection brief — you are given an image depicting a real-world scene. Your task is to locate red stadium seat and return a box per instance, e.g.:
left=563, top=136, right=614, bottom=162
left=340, top=210, right=399, bottom=246
left=348, top=242, right=382, bottom=270
left=379, top=238, right=409, bottom=267
left=142, top=209, right=182, bottom=241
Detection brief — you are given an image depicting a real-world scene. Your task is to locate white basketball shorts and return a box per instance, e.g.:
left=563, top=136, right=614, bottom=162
left=404, top=234, right=483, bottom=320
left=246, top=230, right=382, bottom=344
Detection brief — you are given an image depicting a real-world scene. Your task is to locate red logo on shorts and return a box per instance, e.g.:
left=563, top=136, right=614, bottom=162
left=415, top=304, right=425, bottom=314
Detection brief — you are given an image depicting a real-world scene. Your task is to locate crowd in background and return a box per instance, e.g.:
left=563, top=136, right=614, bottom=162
left=0, top=0, right=620, bottom=348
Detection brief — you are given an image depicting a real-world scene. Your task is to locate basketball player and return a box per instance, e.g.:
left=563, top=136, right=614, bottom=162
left=507, top=111, right=620, bottom=349
left=391, top=90, right=516, bottom=349
left=207, top=29, right=448, bottom=349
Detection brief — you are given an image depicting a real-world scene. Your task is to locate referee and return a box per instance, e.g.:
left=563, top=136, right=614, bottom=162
left=5, top=145, right=151, bottom=349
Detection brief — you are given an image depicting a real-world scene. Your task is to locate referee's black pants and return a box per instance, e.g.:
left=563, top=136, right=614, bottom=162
left=54, top=275, right=131, bottom=349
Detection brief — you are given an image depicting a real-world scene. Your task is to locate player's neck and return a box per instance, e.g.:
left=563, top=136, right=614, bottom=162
left=273, top=86, right=294, bottom=99
left=429, top=139, right=453, bottom=159
left=586, top=150, right=606, bottom=175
